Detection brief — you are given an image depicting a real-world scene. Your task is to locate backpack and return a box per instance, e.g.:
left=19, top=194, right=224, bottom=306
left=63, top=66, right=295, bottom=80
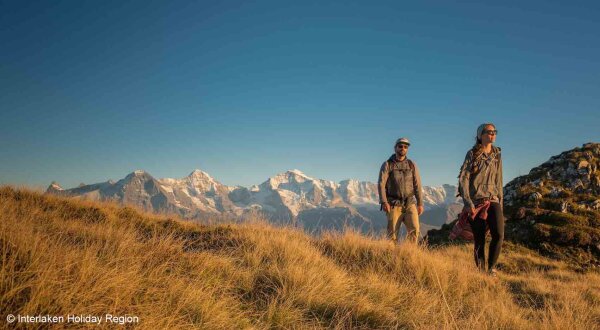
left=386, top=158, right=418, bottom=193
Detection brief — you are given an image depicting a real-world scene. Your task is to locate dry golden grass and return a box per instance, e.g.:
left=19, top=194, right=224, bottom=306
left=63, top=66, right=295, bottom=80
left=1, top=185, right=599, bottom=329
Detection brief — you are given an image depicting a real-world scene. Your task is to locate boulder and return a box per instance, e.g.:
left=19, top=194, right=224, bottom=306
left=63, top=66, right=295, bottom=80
left=550, top=187, right=564, bottom=198
left=577, top=160, right=590, bottom=170
left=529, top=192, right=543, bottom=201
left=560, top=201, right=569, bottom=213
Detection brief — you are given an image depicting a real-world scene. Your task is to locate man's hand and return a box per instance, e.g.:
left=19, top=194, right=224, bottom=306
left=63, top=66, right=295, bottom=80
left=383, top=202, right=391, bottom=213
left=417, top=205, right=424, bottom=215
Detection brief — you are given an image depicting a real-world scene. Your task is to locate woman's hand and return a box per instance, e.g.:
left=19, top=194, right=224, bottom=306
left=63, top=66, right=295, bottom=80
left=463, top=205, right=476, bottom=217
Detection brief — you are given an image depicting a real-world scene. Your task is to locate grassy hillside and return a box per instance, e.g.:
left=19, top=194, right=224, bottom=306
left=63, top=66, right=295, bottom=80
left=1, top=186, right=599, bottom=329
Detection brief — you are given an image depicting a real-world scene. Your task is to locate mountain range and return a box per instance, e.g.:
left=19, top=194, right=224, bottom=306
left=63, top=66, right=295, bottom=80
left=47, top=169, right=462, bottom=235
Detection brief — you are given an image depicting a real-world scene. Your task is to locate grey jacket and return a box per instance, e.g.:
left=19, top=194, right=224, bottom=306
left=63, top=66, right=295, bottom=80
left=458, top=146, right=503, bottom=209
left=378, top=154, right=424, bottom=207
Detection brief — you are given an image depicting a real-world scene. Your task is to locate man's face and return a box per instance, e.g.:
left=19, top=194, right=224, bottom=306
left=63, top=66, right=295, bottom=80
left=395, top=143, right=409, bottom=157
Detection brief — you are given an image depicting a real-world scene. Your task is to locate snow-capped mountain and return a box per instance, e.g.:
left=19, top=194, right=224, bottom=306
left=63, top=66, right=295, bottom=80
left=46, top=168, right=461, bottom=234
left=157, top=169, right=237, bottom=216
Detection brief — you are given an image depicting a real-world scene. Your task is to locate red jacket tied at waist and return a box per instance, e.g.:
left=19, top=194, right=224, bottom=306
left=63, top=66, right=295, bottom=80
left=449, top=201, right=491, bottom=241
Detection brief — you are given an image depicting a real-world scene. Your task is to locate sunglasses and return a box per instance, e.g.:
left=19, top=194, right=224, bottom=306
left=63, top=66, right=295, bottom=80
left=396, top=144, right=409, bottom=149
left=483, top=129, right=498, bottom=135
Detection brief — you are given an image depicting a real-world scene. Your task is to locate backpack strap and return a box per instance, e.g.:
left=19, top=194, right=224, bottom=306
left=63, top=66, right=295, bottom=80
left=408, top=159, right=417, bottom=192
left=408, top=159, right=415, bottom=172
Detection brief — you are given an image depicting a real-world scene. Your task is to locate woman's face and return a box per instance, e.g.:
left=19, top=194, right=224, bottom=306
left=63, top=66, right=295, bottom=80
left=480, top=124, right=497, bottom=144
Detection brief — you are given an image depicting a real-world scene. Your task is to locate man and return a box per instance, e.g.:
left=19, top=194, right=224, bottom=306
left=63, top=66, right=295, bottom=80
left=378, top=137, right=424, bottom=244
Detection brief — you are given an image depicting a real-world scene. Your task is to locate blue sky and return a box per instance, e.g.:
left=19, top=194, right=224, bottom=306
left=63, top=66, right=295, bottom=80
left=1, top=1, right=599, bottom=189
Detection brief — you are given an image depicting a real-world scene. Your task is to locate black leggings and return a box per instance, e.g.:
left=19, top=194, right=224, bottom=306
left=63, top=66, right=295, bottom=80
left=470, top=202, right=504, bottom=271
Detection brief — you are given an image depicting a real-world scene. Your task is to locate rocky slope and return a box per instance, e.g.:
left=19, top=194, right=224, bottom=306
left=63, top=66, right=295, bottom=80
left=502, top=142, right=600, bottom=268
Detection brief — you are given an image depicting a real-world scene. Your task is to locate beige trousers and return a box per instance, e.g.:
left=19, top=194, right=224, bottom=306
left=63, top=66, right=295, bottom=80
left=386, top=204, right=420, bottom=244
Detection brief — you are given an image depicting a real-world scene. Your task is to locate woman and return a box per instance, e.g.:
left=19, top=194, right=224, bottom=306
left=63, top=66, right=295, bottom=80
left=458, top=123, right=504, bottom=276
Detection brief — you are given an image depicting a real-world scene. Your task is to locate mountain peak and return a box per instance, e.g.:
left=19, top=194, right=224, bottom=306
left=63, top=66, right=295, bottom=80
left=263, top=169, right=315, bottom=189
left=188, top=169, right=213, bottom=179
left=47, top=181, right=63, bottom=193
left=124, top=170, right=153, bottom=181
left=285, top=169, right=309, bottom=177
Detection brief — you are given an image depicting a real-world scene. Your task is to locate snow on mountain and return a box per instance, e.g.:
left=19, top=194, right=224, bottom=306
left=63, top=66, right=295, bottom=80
left=257, top=169, right=343, bottom=216
left=47, top=181, right=64, bottom=193
left=46, top=168, right=461, bottom=233
left=158, top=169, right=229, bottom=214
left=421, top=184, right=461, bottom=208
left=338, top=179, right=379, bottom=206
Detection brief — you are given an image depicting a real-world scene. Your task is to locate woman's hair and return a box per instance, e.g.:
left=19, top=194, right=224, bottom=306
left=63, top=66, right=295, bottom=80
left=470, top=123, right=496, bottom=174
